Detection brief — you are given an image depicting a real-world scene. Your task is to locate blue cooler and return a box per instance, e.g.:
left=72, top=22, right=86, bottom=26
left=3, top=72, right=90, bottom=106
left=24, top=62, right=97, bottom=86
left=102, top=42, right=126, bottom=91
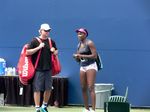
left=0, top=58, right=6, bottom=75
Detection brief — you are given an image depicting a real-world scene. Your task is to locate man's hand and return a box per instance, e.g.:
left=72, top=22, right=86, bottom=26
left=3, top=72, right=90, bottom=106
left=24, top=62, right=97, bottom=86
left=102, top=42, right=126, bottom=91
left=51, top=47, right=55, bottom=52
left=39, top=43, right=45, bottom=49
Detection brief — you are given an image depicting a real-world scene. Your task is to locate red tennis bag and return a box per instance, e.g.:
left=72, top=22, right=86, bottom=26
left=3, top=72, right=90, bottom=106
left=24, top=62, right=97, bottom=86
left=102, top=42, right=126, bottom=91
left=51, top=54, right=61, bottom=75
left=49, top=38, right=61, bottom=76
left=17, top=44, right=35, bottom=85
left=17, top=38, right=41, bottom=85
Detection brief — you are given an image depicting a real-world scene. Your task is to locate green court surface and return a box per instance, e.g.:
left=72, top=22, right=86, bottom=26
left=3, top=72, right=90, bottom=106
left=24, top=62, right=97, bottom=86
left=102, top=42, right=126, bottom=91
left=0, top=106, right=150, bottom=112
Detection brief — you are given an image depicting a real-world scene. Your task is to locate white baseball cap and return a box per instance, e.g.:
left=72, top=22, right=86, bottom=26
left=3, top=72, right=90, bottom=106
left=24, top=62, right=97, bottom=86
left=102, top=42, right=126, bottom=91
left=40, top=23, right=51, bottom=30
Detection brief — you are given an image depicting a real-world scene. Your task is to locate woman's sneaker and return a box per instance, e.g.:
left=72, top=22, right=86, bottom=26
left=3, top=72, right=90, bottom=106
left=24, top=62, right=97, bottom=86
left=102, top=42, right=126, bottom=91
left=40, top=107, right=48, bottom=112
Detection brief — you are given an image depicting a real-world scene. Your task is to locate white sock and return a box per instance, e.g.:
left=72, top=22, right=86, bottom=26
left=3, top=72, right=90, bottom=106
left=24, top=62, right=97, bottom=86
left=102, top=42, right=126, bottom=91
left=42, top=102, right=47, bottom=108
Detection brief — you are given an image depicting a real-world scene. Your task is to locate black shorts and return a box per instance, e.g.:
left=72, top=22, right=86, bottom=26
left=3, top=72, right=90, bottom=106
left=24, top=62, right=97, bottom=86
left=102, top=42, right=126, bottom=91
left=33, top=70, right=53, bottom=92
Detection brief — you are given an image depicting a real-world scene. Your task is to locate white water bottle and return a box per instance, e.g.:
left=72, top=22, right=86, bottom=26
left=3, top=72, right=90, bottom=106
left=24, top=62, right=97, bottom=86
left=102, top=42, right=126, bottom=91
left=12, top=67, right=16, bottom=75
left=5, top=68, right=7, bottom=76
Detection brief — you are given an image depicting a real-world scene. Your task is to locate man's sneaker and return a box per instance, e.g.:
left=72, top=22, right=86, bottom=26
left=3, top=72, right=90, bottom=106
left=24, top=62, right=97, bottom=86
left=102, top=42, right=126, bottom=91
left=90, top=109, right=95, bottom=112
left=82, top=108, right=90, bottom=112
left=40, top=107, right=48, bottom=112
left=36, top=110, right=40, bottom=112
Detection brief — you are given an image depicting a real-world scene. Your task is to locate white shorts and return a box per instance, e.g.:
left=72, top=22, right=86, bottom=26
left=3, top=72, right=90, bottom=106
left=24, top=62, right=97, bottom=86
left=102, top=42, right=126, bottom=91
left=80, top=62, right=98, bottom=72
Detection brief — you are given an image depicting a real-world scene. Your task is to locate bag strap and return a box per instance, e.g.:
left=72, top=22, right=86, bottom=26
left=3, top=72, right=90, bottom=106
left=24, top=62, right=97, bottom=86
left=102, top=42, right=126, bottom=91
left=34, top=37, right=42, bottom=68
left=48, top=38, right=58, bottom=58
left=48, top=38, right=52, bottom=48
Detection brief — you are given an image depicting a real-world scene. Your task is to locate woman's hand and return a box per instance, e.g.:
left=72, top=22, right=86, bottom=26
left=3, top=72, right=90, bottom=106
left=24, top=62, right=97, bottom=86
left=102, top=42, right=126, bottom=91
left=73, top=53, right=82, bottom=59
left=73, top=54, right=81, bottom=62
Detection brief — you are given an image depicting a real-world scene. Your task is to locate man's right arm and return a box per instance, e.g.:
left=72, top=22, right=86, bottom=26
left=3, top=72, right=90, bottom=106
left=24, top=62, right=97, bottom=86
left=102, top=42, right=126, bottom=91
left=26, top=43, right=45, bottom=55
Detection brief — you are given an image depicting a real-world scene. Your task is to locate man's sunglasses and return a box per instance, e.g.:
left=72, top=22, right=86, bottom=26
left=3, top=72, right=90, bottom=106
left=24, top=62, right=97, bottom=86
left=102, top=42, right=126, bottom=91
left=44, top=29, right=50, bottom=32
